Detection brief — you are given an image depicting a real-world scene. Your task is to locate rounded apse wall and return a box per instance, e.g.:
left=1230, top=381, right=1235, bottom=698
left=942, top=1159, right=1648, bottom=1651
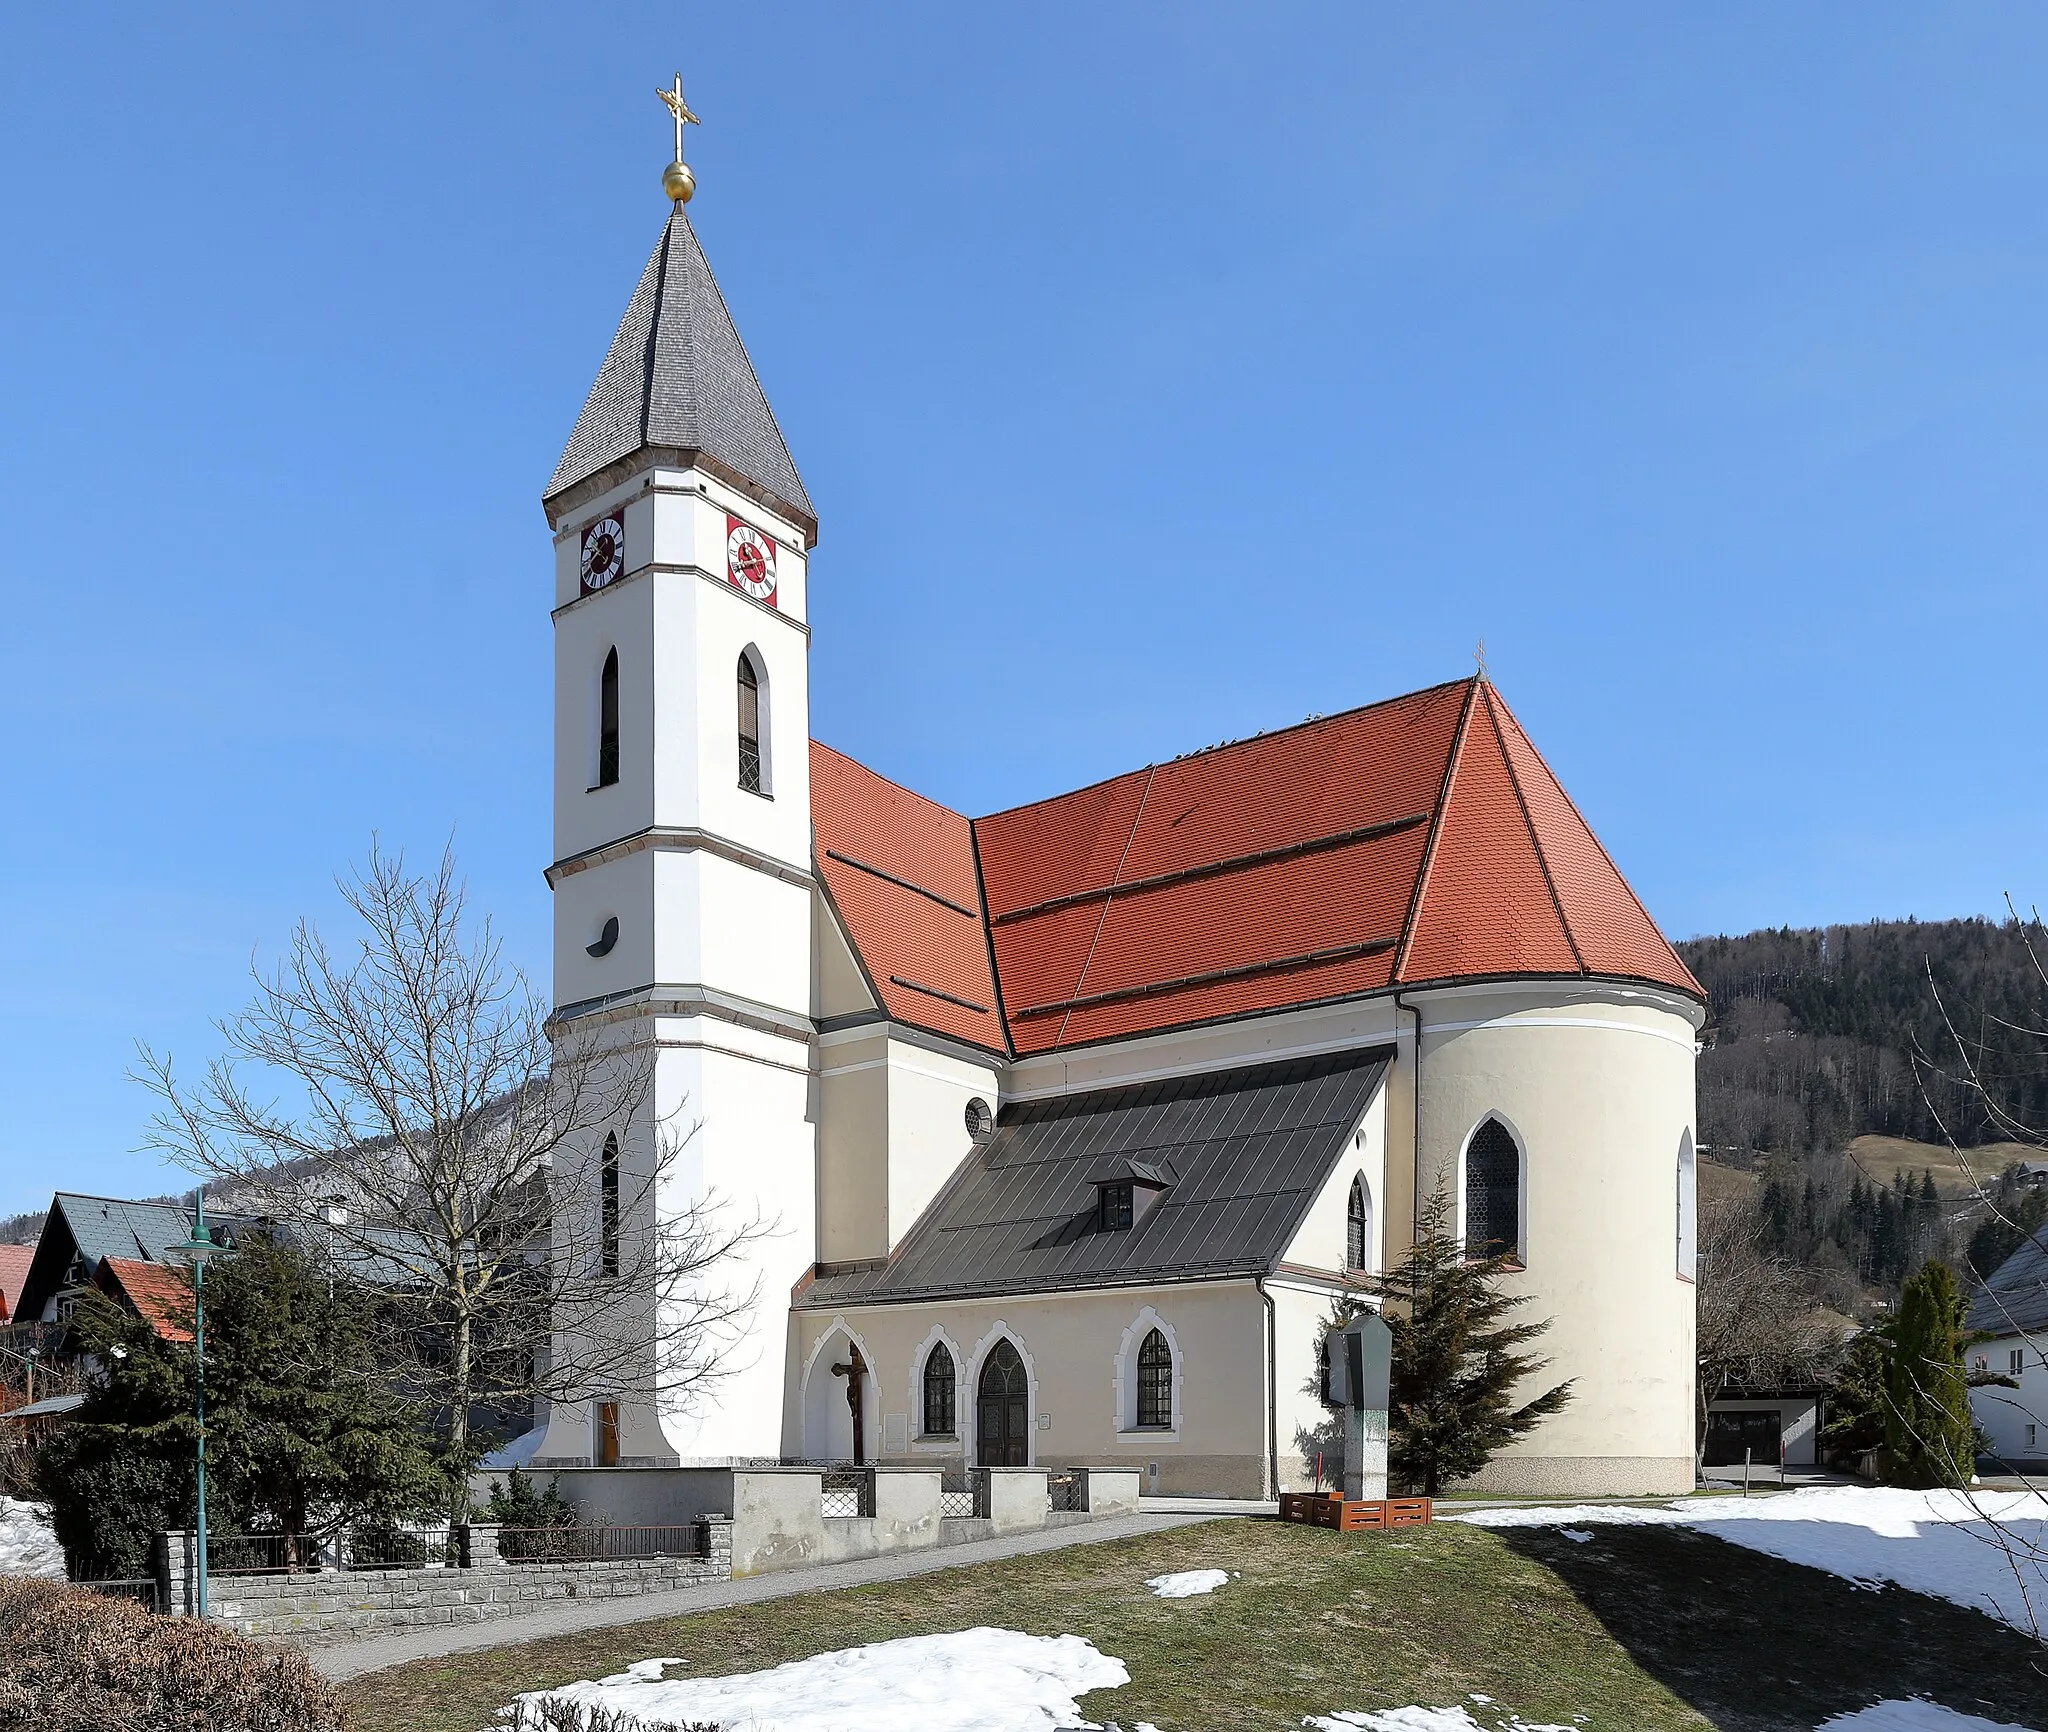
left=1410, top=982, right=1700, bottom=1497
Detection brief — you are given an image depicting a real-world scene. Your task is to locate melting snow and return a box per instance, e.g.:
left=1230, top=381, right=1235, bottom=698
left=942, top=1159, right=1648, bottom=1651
left=1557, top=1530, right=1594, bottom=1544
left=1447, top=1486, right=2048, bottom=1634
left=1815, top=1704, right=2042, bottom=1731
left=1144, top=1568, right=1229, bottom=1598
left=500, top=1628, right=1128, bottom=1732
left=0, top=1498, right=63, bottom=1578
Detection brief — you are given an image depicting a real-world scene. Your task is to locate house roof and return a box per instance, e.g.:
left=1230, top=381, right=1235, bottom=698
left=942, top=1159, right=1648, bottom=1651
left=545, top=211, right=814, bottom=535
left=1968, top=1224, right=2048, bottom=1340
left=16, top=1193, right=219, bottom=1323
left=811, top=675, right=1700, bottom=1058
left=92, top=1256, right=195, bottom=1344
left=799, top=1047, right=1392, bottom=1307
left=0, top=1245, right=32, bottom=1321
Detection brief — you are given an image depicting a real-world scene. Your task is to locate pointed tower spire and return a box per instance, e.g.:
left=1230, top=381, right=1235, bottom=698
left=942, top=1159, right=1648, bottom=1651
left=544, top=87, right=814, bottom=537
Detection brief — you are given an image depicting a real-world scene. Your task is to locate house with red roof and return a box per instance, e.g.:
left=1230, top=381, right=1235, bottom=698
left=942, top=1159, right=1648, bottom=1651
left=520, top=137, right=1703, bottom=1497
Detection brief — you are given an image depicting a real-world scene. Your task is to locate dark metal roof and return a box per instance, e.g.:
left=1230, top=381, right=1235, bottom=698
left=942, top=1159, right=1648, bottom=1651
left=16, top=1194, right=215, bottom=1321
left=1969, top=1224, right=2048, bottom=1340
left=545, top=211, right=814, bottom=532
left=800, top=1047, right=1392, bottom=1308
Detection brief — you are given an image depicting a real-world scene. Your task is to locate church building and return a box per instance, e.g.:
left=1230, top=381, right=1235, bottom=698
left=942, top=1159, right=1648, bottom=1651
left=527, top=116, right=1704, bottom=1498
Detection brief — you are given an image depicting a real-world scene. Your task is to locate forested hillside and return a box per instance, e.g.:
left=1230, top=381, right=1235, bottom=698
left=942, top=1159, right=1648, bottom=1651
left=1676, top=918, right=2048, bottom=1298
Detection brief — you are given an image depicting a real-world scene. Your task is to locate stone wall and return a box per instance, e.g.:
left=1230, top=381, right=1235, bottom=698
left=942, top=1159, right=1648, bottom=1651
left=161, top=1520, right=732, bottom=1640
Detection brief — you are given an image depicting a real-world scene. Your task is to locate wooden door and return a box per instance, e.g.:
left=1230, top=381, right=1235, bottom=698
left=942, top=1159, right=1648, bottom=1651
left=976, top=1340, right=1029, bottom=1467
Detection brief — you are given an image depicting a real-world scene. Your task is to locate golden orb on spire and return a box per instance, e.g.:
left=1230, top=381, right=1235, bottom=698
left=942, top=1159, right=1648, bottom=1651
left=658, top=73, right=700, bottom=204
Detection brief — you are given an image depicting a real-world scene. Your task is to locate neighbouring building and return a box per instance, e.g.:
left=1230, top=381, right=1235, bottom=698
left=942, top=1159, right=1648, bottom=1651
left=515, top=117, right=1706, bottom=1498
left=1968, top=1226, right=2047, bottom=1471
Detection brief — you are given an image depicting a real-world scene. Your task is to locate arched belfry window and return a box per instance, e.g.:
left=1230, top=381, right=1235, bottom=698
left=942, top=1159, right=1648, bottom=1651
left=1135, top=1328, right=1173, bottom=1429
left=737, top=651, right=765, bottom=795
left=921, top=1342, right=956, bottom=1437
left=1677, top=1131, right=1697, bottom=1281
left=600, top=1133, right=620, bottom=1277
left=1464, top=1118, right=1522, bottom=1263
left=595, top=649, right=620, bottom=789
left=1346, top=1174, right=1371, bottom=1272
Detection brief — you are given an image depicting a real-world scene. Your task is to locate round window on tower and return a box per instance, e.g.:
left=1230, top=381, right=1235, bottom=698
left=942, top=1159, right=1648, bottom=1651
left=965, top=1097, right=994, bottom=1141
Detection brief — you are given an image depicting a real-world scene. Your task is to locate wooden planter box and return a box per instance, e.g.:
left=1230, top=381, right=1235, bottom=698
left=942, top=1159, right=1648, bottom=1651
left=1278, top=1492, right=1432, bottom=1532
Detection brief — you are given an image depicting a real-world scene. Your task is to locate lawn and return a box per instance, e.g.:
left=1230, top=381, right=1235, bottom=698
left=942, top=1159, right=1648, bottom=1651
left=351, top=1516, right=2048, bottom=1732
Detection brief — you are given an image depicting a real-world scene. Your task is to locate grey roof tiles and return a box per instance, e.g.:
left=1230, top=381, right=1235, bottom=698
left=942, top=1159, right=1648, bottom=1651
left=545, top=211, right=814, bottom=531
left=800, top=1047, right=1392, bottom=1308
left=1969, top=1224, right=2048, bottom=1340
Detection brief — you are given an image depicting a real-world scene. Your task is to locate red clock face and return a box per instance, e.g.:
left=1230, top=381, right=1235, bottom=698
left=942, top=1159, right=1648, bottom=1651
left=726, top=517, right=777, bottom=605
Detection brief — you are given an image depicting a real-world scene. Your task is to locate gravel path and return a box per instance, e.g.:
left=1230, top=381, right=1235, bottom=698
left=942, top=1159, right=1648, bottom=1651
left=309, top=1510, right=1230, bottom=1681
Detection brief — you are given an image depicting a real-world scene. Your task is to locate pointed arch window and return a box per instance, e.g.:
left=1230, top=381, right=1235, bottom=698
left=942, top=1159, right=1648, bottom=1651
left=1135, top=1328, right=1174, bottom=1429
left=1346, top=1174, right=1371, bottom=1272
left=921, top=1342, right=956, bottom=1437
left=1464, top=1118, right=1521, bottom=1263
left=596, top=649, right=620, bottom=788
left=600, top=1133, right=620, bottom=1277
left=737, top=651, right=764, bottom=795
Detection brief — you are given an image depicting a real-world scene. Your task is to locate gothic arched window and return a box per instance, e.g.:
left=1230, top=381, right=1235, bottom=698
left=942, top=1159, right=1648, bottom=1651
left=600, top=1133, right=620, bottom=1277
left=596, top=649, right=620, bottom=788
left=1346, top=1174, right=1370, bottom=1272
left=1677, top=1131, right=1697, bottom=1281
left=1135, top=1328, right=1173, bottom=1429
left=921, top=1342, right=956, bottom=1437
left=737, top=651, right=764, bottom=795
left=1464, top=1118, right=1522, bottom=1263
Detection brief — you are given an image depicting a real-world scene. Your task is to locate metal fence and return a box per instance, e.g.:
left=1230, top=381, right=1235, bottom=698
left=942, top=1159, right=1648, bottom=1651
left=74, top=1576, right=162, bottom=1612
left=496, top=1524, right=703, bottom=1564
left=1047, top=1471, right=1085, bottom=1513
left=206, top=1526, right=456, bottom=1575
left=819, top=1467, right=874, bottom=1519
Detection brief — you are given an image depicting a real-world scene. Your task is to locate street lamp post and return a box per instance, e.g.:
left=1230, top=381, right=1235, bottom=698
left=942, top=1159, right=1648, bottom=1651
left=170, top=1189, right=223, bottom=1619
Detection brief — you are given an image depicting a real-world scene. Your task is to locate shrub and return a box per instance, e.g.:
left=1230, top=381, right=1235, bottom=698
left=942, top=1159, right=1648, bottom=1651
left=485, top=1466, right=581, bottom=1560
left=513, top=1698, right=719, bottom=1732
left=0, top=1576, right=348, bottom=1732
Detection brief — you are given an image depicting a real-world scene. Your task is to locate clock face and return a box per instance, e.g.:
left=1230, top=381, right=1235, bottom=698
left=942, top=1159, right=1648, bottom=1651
left=580, top=514, right=626, bottom=593
left=726, top=517, right=777, bottom=605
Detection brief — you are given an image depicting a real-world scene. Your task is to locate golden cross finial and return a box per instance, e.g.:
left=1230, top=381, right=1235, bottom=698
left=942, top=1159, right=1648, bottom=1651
left=656, top=74, right=701, bottom=205
left=659, top=74, right=700, bottom=161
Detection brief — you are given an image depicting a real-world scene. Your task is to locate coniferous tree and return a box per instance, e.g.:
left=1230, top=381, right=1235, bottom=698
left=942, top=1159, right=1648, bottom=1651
left=1882, top=1259, right=1982, bottom=1488
left=1332, top=1188, right=1573, bottom=1496
left=37, top=1235, right=441, bottom=1575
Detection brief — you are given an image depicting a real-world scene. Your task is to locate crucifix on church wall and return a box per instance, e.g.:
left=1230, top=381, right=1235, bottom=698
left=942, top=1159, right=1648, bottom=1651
left=830, top=1341, right=868, bottom=1464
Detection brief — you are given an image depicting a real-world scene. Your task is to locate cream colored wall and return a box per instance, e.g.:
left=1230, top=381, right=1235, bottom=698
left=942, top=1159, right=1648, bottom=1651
left=816, top=1029, right=889, bottom=1264
left=1279, top=1086, right=1388, bottom=1276
left=882, top=1040, right=1000, bottom=1247
left=1410, top=982, right=1700, bottom=1495
left=789, top=1282, right=1272, bottom=1497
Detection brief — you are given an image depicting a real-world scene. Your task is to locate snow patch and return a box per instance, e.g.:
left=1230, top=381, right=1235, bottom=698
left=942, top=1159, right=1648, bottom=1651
left=1557, top=1530, right=1594, bottom=1545
left=479, top=1428, right=544, bottom=1471
left=0, top=1498, right=63, bottom=1579
left=1144, top=1568, right=1229, bottom=1598
left=1447, top=1486, right=2048, bottom=1635
left=1815, top=1703, right=2043, bottom=1732
left=501, top=1628, right=1128, bottom=1732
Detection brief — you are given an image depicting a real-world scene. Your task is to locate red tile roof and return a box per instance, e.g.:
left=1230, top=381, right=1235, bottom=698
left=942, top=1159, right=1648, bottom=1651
left=810, top=676, right=1700, bottom=1057
left=811, top=743, right=1008, bottom=1053
left=0, top=1245, right=31, bottom=1322
left=92, top=1256, right=195, bottom=1344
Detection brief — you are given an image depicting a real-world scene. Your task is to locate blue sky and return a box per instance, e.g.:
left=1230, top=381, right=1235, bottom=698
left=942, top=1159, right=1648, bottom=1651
left=4, top=5, right=2046, bottom=1209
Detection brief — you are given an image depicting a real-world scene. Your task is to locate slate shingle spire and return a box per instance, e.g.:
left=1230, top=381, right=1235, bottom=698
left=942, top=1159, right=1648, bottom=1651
left=544, top=211, right=815, bottom=537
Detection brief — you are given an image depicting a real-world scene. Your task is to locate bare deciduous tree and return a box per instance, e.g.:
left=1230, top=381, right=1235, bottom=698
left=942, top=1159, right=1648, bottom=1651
left=1695, top=1193, right=1845, bottom=1464
left=137, top=843, right=759, bottom=1517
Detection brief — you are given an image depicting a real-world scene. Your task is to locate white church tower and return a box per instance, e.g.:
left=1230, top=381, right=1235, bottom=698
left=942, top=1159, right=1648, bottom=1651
left=531, top=86, right=818, bottom=1465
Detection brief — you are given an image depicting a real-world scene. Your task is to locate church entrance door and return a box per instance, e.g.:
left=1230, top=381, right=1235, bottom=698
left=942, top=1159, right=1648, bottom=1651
left=976, top=1340, right=1029, bottom=1467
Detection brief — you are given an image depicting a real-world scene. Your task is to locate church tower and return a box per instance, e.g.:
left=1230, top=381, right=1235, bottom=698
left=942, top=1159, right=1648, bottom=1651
left=532, top=85, right=817, bottom=1465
